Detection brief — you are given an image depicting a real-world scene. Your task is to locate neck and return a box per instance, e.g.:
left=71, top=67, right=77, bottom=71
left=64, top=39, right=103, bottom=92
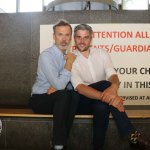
left=81, top=49, right=90, bottom=58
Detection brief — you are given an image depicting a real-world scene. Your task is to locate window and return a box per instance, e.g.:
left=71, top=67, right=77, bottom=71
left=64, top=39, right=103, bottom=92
left=44, top=0, right=54, bottom=6
left=0, top=0, right=16, bottom=13
left=19, top=0, right=43, bottom=12
left=123, top=0, right=149, bottom=10
left=0, top=0, right=150, bottom=13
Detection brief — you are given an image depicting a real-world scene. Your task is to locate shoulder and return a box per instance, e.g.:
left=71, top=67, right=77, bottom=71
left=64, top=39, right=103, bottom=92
left=40, top=45, right=56, bottom=57
left=93, top=47, right=107, bottom=53
left=72, top=58, right=79, bottom=67
left=72, top=55, right=81, bottom=68
left=38, top=47, right=55, bottom=63
left=91, top=48, right=108, bottom=56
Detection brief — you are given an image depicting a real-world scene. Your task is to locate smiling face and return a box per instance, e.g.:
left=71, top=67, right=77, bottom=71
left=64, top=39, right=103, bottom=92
left=74, top=29, right=92, bottom=52
left=53, top=25, right=72, bottom=53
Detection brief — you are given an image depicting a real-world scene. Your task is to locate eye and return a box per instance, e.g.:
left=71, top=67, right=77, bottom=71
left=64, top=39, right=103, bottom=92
left=57, top=33, right=63, bottom=36
left=66, top=34, right=70, bottom=37
left=75, top=36, right=81, bottom=40
left=84, top=36, right=90, bottom=40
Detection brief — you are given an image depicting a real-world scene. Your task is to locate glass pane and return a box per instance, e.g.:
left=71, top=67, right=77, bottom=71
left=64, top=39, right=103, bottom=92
left=19, top=0, right=42, bottom=12
left=44, top=0, right=54, bottom=6
left=0, top=0, right=16, bottom=13
left=123, top=0, right=148, bottom=10
left=113, top=0, right=122, bottom=4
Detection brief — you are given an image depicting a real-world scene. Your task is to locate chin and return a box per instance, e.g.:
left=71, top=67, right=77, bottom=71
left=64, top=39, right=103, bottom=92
left=59, top=46, right=67, bottom=51
left=79, top=49, right=86, bottom=52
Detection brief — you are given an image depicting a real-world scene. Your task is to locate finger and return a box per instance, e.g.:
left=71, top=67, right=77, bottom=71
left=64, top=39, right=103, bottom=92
left=52, top=89, right=56, bottom=93
left=64, top=55, right=67, bottom=60
left=47, top=89, right=53, bottom=94
left=47, top=91, right=51, bottom=95
left=120, top=106, right=125, bottom=112
left=117, top=106, right=124, bottom=112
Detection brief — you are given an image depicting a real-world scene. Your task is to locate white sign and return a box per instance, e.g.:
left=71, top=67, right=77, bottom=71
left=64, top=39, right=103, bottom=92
left=40, top=24, right=150, bottom=105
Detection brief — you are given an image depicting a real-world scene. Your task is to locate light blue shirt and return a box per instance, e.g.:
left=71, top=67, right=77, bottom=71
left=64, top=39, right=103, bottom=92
left=32, top=44, right=71, bottom=94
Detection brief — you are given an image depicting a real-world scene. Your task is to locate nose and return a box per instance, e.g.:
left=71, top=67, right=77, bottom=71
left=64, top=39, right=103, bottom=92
left=80, top=38, right=85, bottom=43
left=62, top=36, right=66, bottom=41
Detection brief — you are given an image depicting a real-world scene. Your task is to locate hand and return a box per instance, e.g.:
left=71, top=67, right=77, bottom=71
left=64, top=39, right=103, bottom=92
left=47, top=87, right=57, bottom=95
left=109, top=96, right=125, bottom=112
left=65, top=52, right=76, bottom=64
left=101, top=84, right=118, bottom=101
left=100, top=92, right=125, bottom=112
left=64, top=52, right=76, bottom=71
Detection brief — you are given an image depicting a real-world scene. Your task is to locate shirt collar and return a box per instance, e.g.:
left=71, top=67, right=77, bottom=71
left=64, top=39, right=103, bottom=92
left=76, top=48, right=96, bottom=58
left=52, top=44, right=64, bottom=57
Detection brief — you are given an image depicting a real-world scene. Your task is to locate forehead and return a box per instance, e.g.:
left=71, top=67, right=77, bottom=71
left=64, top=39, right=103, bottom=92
left=75, top=30, right=90, bottom=36
left=55, top=26, right=72, bottom=32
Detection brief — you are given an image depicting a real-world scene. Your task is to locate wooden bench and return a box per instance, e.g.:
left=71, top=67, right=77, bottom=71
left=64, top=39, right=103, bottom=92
left=0, top=107, right=150, bottom=150
left=0, top=108, right=150, bottom=119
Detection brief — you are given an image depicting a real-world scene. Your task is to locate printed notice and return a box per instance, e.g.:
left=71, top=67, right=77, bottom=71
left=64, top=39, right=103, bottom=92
left=40, top=24, right=150, bottom=105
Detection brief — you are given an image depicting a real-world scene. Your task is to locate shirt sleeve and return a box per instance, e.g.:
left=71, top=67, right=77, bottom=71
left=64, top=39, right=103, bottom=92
left=101, top=50, right=117, bottom=79
left=39, top=52, right=71, bottom=90
left=71, top=62, right=84, bottom=89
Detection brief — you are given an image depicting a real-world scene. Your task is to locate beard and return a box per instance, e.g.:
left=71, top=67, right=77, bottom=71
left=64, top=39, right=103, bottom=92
left=61, top=41, right=68, bottom=46
left=56, top=42, right=70, bottom=51
left=76, top=43, right=91, bottom=52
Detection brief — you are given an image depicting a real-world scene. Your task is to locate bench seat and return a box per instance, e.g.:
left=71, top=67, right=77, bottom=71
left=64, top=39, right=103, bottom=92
left=0, top=108, right=150, bottom=119
left=0, top=107, right=150, bottom=150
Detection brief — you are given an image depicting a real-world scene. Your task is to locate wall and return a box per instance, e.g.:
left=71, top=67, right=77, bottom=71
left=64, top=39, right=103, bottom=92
left=0, top=10, right=150, bottom=106
left=0, top=117, right=149, bottom=149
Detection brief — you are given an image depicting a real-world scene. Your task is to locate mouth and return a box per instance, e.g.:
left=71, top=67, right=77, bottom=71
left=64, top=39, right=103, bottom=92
left=61, top=42, right=68, bottom=46
left=79, top=44, right=85, bottom=47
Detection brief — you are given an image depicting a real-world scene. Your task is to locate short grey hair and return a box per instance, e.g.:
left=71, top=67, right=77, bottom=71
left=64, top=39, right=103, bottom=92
left=53, top=19, right=72, bottom=33
left=74, top=24, right=93, bottom=38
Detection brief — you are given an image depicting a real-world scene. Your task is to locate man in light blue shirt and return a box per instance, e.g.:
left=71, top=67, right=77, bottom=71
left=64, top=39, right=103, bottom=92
left=29, top=19, right=79, bottom=150
left=31, top=44, right=72, bottom=94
